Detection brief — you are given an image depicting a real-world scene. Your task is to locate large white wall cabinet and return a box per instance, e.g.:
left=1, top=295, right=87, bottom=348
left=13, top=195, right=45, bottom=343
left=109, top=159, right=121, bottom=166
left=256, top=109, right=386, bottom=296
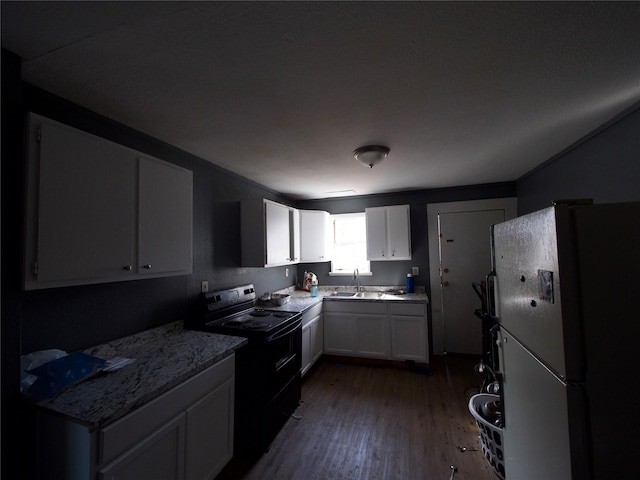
left=241, top=199, right=300, bottom=267
left=299, top=210, right=331, bottom=263
left=365, top=205, right=411, bottom=261
left=36, top=355, right=235, bottom=480
left=23, top=114, right=193, bottom=290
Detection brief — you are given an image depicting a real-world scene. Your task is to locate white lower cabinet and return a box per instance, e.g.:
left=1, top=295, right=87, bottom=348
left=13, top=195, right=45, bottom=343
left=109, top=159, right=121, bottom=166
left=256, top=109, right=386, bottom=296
left=323, top=313, right=356, bottom=355
left=98, top=414, right=186, bottom=480
left=323, top=301, right=428, bottom=363
left=390, top=303, right=428, bottom=362
left=301, top=302, right=324, bottom=376
left=36, top=355, right=235, bottom=480
left=356, top=315, right=390, bottom=358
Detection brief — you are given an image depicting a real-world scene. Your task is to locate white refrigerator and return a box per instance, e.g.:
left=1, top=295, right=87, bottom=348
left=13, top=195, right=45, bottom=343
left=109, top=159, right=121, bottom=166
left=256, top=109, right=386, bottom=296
left=491, top=201, right=640, bottom=480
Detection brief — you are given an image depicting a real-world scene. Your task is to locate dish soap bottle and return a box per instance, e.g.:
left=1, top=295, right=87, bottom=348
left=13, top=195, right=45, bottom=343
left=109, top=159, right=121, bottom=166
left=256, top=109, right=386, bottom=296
left=406, top=273, right=414, bottom=293
left=310, top=279, right=318, bottom=297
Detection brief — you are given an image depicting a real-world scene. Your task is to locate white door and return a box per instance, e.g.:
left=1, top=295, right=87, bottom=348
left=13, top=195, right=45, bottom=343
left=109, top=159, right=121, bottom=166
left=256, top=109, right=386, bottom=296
left=428, top=198, right=517, bottom=355
left=438, top=210, right=506, bottom=353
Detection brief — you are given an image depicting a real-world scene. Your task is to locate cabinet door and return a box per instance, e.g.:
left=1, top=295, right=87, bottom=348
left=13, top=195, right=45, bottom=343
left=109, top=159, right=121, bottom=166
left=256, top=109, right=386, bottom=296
left=185, top=378, right=234, bottom=480
left=138, top=156, right=193, bottom=276
left=290, top=207, right=300, bottom=263
left=35, top=122, right=136, bottom=284
left=366, top=207, right=387, bottom=260
left=323, top=314, right=355, bottom=354
left=356, top=315, right=390, bottom=358
left=265, top=201, right=291, bottom=265
left=311, top=315, right=324, bottom=363
left=300, top=210, right=330, bottom=262
left=387, top=205, right=411, bottom=259
left=301, top=323, right=312, bottom=376
left=99, top=413, right=186, bottom=480
left=391, top=316, right=427, bottom=362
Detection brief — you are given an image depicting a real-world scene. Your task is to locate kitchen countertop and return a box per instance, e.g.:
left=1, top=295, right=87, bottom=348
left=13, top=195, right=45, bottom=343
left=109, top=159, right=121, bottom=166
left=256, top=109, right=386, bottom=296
left=28, top=321, right=247, bottom=431
left=260, top=286, right=429, bottom=313
left=30, top=286, right=427, bottom=430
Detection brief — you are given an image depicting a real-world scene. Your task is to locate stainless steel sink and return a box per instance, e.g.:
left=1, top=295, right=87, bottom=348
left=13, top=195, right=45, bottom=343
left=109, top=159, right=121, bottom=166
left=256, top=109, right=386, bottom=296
left=327, top=291, right=397, bottom=300
left=353, top=291, right=384, bottom=299
left=328, top=291, right=357, bottom=297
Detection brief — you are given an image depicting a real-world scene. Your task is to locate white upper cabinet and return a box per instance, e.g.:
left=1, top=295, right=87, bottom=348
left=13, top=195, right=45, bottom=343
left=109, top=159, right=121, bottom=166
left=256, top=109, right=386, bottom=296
left=23, top=114, right=193, bottom=289
left=138, top=156, right=193, bottom=276
left=241, top=199, right=299, bottom=267
left=299, top=210, right=331, bottom=263
left=365, top=204, right=411, bottom=261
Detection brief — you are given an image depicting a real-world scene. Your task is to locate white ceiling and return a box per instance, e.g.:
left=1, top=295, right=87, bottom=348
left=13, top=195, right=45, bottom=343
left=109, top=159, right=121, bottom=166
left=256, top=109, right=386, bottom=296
left=2, top=1, right=640, bottom=200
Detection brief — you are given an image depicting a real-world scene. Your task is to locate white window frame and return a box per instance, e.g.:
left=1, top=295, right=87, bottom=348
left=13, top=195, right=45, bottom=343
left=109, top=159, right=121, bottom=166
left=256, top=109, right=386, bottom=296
left=329, top=212, right=372, bottom=276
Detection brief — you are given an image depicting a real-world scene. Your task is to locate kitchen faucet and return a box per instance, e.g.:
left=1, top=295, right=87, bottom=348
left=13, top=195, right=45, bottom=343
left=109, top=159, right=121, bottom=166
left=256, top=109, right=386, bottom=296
left=353, top=268, right=361, bottom=292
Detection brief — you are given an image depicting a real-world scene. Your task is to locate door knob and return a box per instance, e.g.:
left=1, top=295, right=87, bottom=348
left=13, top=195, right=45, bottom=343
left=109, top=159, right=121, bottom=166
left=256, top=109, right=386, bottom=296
left=143, top=264, right=152, bottom=270
left=443, top=268, right=449, bottom=273
left=443, top=281, right=450, bottom=287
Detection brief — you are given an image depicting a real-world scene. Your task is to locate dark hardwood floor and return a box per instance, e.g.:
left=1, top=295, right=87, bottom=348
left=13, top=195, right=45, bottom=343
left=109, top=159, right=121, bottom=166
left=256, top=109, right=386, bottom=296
left=217, top=354, right=497, bottom=480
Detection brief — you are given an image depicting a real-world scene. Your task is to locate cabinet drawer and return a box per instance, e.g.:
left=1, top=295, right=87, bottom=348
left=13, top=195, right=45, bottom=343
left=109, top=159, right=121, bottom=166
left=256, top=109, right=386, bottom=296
left=389, top=302, right=426, bottom=317
left=100, top=354, right=234, bottom=466
left=301, top=302, right=323, bottom=327
left=322, top=301, right=387, bottom=315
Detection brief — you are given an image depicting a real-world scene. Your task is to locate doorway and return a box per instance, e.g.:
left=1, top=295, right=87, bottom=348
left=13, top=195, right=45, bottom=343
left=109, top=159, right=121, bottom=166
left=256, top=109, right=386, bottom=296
left=427, top=198, right=517, bottom=355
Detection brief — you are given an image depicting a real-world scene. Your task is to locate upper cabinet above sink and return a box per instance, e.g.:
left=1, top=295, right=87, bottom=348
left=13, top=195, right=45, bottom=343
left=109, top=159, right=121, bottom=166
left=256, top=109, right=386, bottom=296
left=365, top=205, right=411, bottom=261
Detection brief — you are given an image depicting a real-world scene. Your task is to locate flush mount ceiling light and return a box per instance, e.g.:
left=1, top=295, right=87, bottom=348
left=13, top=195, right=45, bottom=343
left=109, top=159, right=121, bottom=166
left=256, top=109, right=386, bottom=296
left=353, top=145, right=390, bottom=168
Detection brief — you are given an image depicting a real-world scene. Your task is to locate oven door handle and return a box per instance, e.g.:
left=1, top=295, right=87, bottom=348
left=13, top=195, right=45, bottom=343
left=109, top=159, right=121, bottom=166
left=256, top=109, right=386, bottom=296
left=267, top=318, right=301, bottom=342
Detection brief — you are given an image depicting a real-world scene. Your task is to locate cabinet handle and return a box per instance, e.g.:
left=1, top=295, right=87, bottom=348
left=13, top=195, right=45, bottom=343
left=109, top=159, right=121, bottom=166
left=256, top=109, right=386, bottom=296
left=143, top=264, right=152, bottom=270
left=123, top=265, right=133, bottom=271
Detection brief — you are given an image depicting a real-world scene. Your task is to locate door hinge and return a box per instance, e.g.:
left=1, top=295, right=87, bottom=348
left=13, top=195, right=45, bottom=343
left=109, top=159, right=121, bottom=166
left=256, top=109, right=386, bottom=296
left=32, top=261, right=38, bottom=275
left=36, top=128, right=42, bottom=142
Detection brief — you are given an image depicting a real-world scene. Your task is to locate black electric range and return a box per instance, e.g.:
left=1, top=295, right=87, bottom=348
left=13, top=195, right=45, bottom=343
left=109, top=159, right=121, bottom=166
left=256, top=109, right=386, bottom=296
left=188, top=284, right=302, bottom=454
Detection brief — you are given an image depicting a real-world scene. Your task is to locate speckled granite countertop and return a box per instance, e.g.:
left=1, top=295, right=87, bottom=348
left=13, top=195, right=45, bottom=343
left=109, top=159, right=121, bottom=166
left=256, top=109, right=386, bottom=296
left=30, top=321, right=247, bottom=431
left=259, top=286, right=429, bottom=312
left=31, top=287, right=427, bottom=430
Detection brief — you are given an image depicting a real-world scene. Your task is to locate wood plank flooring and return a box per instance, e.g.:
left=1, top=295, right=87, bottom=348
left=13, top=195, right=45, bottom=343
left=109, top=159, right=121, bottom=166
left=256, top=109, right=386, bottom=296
left=216, top=354, right=497, bottom=480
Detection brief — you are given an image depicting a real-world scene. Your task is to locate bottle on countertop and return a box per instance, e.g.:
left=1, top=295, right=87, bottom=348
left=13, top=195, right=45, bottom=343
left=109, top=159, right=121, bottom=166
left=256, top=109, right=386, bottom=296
left=310, top=279, right=318, bottom=297
left=406, top=273, right=414, bottom=293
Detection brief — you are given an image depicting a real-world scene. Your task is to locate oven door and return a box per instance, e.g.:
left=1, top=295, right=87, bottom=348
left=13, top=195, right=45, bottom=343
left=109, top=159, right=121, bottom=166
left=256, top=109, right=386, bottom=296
left=235, top=318, right=302, bottom=401
left=266, top=318, right=302, bottom=398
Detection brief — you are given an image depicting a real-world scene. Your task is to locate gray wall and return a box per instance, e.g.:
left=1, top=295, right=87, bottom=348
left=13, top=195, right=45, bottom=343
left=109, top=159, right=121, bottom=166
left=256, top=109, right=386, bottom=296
left=296, top=185, right=515, bottom=292
left=517, top=105, right=640, bottom=213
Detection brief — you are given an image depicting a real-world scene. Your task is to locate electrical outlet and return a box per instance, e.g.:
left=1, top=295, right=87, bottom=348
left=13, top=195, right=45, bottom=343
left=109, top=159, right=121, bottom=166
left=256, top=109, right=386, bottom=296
left=412, top=266, right=420, bottom=276
left=285, top=268, right=289, bottom=277
left=201, top=281, right=209, bottom=293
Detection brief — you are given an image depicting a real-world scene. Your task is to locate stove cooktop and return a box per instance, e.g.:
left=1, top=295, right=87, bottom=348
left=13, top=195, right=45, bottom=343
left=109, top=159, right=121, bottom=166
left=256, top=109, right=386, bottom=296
left=206, top=308, right=299, bottom=333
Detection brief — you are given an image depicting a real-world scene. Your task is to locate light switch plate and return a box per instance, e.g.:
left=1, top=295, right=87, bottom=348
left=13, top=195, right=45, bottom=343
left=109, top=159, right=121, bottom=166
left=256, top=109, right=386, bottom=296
left=412, top=266, right=419, bottom=276
left=201, top=281, right=209, bottom=293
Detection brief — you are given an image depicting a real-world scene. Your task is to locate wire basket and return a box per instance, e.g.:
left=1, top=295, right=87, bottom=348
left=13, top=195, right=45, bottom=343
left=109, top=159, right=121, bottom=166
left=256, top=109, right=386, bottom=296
left=468, top=393, right=505, bottom=479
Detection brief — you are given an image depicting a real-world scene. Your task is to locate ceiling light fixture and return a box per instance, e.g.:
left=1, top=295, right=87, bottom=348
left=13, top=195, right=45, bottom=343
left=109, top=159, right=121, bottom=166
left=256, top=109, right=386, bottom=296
left=353, top=145, right=390, bottom=168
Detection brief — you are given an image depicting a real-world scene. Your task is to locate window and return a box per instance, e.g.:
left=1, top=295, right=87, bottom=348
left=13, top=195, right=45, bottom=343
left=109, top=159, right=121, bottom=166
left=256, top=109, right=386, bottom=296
left=330, top=212, right=371, bottom=275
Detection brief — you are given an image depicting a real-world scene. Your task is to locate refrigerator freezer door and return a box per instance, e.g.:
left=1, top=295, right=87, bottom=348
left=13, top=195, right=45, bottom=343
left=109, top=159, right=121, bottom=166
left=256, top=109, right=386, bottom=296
left=500, top=330, right=588, bottom=480
left=493, top=206, right=580, bottom=380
